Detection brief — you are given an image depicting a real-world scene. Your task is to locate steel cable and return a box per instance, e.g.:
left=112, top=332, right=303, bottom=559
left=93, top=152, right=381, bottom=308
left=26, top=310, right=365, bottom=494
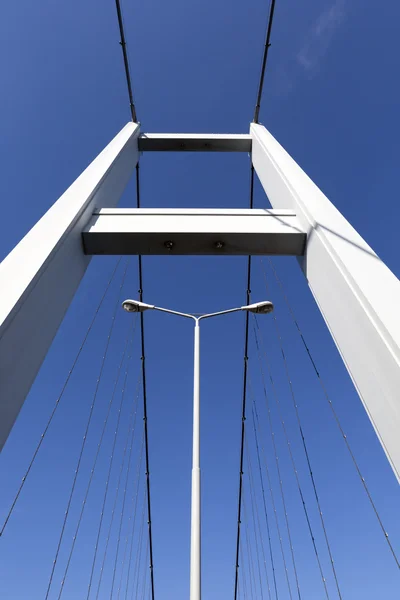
left=115, top=0, right=137, bottom=121
left=110, top=380, right=143, bottom=597
left=250, top=395, right=293, bottom=599
left=136, top=163, right=156, bottom=600
left=234, top=166, right=254, bottom=600
left=246, top=447, right=267, bottom=600
left=44, top=259, right=130, bottom=600
left=249, top=384, right=279, bottom=600
left=253, top=321, right=330, bottom=599
left=93, top=370, right=142, bottom=600
left=0, top=257, right=122, bottom=537
left=57, top=313, right=138, bottom=599
left=117, top=433, right=145, bottom=600
left=246, top=438, right=272, bottom=600
left=254, top=0, right=277, bottom=123
left=263, top=257, right=400, bottom=570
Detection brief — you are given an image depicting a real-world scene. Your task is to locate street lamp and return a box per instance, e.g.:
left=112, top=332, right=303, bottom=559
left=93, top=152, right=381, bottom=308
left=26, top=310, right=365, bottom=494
left=122, top=298, right=274, bottom=600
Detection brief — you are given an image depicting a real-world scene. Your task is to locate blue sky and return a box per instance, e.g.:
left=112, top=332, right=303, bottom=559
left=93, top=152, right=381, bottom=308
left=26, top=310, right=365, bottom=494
left=0, top=0, right=399, bottom=599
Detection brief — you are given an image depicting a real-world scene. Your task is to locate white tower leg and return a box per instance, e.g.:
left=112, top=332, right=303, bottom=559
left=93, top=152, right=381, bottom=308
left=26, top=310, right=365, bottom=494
left=0, top=122, right=140, bottom=450
left=251, top=123, right=400, bottom=483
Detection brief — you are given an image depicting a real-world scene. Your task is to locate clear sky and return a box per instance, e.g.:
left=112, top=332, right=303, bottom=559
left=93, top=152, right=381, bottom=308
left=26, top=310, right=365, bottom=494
left=0, top=1, right=399, bottom=599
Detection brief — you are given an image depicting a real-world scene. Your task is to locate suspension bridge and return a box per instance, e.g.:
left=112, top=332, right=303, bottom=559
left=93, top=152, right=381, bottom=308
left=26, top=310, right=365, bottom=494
left=0, top=1, right=399, bottom=599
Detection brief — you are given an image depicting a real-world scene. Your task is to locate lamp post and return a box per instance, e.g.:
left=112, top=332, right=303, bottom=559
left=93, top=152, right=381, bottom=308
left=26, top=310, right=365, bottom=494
left=122, top=299, right=274, bottom=600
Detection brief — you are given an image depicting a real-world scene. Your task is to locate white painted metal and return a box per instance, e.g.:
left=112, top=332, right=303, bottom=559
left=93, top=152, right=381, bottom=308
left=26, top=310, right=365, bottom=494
left=191, top=320, right=201, bottom=600
left=83, top=208, right=306, bottom=256
left=251, top=122, right=400, bottom=482
left=138, top=133, right=252, bottom=152
left=0, top=122, right=140, bottom=450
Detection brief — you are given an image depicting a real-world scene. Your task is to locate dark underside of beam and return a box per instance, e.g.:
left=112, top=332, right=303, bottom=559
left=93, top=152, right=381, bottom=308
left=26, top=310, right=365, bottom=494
left=82, top=232, right=306, bottom=256
left=138, top=134, right=252, bottom=152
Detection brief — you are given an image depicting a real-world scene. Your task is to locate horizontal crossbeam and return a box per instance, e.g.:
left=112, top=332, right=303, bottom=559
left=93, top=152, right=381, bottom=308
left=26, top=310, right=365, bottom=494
left=82, top=208, right=306, bottom=256
left=138, top=134, right=252, bottom=152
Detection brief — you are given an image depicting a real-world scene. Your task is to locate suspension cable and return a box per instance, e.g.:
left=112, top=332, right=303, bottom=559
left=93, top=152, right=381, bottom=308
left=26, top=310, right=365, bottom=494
left=141, top=536, right=150, bottom=600
left=263, top=257, right=400, bottom=570
left=246, top=441, right=270, bottom=600
left=253, top=317, right=331, bottom=598
left=136, top=163, right=156, bottom=599
left=110, top=378, right=143, bottom=597
left=57, top=313, right=138, bottom=599
left=253, top=321, right=312, bottom=599
left=115, top=0, right=137, bottom=122
left=243, top=493, right=257, bottom=600
left=44, top=259, right=130, bottom=600
left=248, top=379, right=278, bottom=600
left=254, top=0, right=277, bottom=123
left=0, top=257, right=122, bottom=537
left=125, top=459, right=145, bottom=600
left=117, top=433, right=145, bottom=600
left=253, top=321, right=331, bottom=599
left=234, top=165, right=255, bottom=600
left=240, top=537, right=249, bottom=599
left=93, top=370, right=142, bottom=600
left=250, top=385, right=293, bottom=600
left=133, top=488, right=147, bottom=600
left=84, top=361, right=140, bottom=599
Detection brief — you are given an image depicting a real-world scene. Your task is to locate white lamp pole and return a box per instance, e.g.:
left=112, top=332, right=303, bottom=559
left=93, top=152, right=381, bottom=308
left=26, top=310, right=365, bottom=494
left=122, top=299, right=274, bottom=600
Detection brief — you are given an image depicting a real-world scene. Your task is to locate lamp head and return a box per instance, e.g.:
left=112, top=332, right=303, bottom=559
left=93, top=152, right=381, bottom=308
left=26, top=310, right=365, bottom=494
left=122, top=299, right=155, bottom=313
left=242, top=301, right=274, bottom=314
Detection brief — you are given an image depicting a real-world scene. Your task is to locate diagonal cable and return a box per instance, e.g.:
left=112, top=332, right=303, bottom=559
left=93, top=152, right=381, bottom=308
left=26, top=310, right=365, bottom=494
left=234, top=165, right=255, bottom=600
left=110, top=380, right=143, bottom=597
left=253, top=316, right=331, bottom=598
left=44, top=259, right=130, bottom=600
left=246, top=437, right=272, bottom=600
left=246, top=445, right=268, bottom=600
left=115, top=0, right=137, bottom=121
left=117, top=432, right=145, bottom=600
left=263, top=257, right=400, bottom=570
left=254, top=0, right=277, bottom=123
left=136, top=163, right=156, bottom=600
left=57, top=313, right=138, bottom=599
left=250, top=388, right=293, bottom=600
left=92, top=369, right=142, bottom=600
left=253, top=320, right=330, bottom=599
left=0, top=257, right=122, bottom=537
left=248, top=377, right=279, bottom=600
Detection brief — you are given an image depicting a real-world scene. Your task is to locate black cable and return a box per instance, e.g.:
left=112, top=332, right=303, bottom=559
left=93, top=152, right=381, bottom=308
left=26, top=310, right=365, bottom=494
left=253, top=317, right=331, bottom=599
left=234, top=166, right=255, bottom=600
left=124, top=439, right=145, bottom=599
left=85, top=361, right=141, bottom=600
left=246, top=438, right=272, bottom=600
left=94, top=371, right=142, bottom=600
left=44, top=259, right=130, bottom=600
left=264, top=257, right=400, bottom=571
left=245, top=447, right=267, bottom=600
left=0, top=257, right=122, bottom=537
left=115, top=0, right=138, bottom=122
left=252, top=325, right=302, bottom=600
left=110, top=374, right=142, bottom=597
left=260, top=264, right=345, bottom=597
left=117, top=433, right=144, bottom=599
left=243, top=493, right=256, bottom=600
left=248, top=393, right=278, bottom=600
left=133, top=489, right=147, bottom=600
left=250, top=392, right=293, bottom=600
left=254, top=0, right=277, bottom=123
left=240, top=538, right=249, bottom=599
left=57, top=314, right=137, bottom=599
left=136, top=163, right=156, bottom=600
